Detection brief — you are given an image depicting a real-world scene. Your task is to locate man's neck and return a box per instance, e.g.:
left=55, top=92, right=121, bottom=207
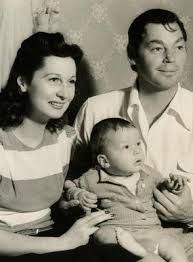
left=137, top=79, right=178, bottom=127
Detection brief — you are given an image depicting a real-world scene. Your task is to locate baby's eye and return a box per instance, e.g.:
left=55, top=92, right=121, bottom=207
left=176, top=45, right=185, bottom=50
left=69, top=79, right=76, bottom=84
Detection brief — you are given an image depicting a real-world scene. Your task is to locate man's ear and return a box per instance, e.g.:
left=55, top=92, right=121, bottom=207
left=97, top=154, right=110, bottom=169
left=127, top=44, right=137, bottom=66
left=17, top=76, right=27, bottom=93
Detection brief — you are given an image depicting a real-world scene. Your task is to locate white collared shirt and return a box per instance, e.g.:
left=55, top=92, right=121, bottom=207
left=74, top=83, right=193, bottom=193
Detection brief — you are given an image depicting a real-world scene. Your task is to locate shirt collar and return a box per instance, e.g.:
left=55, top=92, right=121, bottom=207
left=167, top=83, right=192, bottom=131
left=128, top=82, right=192, bottom=131
left=128, top=81, right=141, bottom=108
left=99, top=169, right=117, bottom=183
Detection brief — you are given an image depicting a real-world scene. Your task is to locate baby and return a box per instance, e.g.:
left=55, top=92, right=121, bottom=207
left=67, top=118, right=188, bottom=261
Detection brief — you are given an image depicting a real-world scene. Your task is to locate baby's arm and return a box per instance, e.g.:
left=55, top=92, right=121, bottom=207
left=65, top=179, right=97, bottom=213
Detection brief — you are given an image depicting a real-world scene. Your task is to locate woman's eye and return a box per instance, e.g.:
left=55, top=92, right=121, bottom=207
left=49, top=78, right=61, bottom=84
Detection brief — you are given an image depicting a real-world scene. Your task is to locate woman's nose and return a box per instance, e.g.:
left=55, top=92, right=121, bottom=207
left=56, top=85, right=68, bottom=99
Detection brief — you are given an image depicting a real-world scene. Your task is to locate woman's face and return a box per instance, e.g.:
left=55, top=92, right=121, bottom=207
left=23, top=56, right=76, bottom=123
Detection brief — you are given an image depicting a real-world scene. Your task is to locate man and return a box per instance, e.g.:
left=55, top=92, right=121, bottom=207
left=72, top=8, right=193, bottom=229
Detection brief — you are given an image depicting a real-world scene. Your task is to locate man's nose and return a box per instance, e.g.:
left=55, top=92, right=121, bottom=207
left=163, top=49, right=175, bottom=63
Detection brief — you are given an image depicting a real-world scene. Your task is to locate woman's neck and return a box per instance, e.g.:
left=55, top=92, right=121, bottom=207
left=12, top=117, right=47, bottom=148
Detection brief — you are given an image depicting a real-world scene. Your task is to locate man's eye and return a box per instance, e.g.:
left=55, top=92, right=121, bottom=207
left=137, top=142, right=141, bottom=146
left=151, top=47, right=163, bottom=52
left=124, top=145, right=129, bottom=149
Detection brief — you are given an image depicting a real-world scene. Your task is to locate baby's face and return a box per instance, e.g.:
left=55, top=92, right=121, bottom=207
left=104, top=127, right=144, bottom=176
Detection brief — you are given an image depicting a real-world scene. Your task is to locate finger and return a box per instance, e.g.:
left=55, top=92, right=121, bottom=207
left=64, top=180, right=76, bottom=189
left=82, top=202, right=98, bottom=209
left=60, top=200, right=79, bottom=209
left=156, top=212, right=169, bottom=221
left=153, top=200, right=172, bottom=217
left=82, top=211, right=113, bottom=226
left=69, top=200, right=80, bottom=207
left=83, top=197, right=98, bottom=204
left=153, top=188, right=176, bottom=209
left=160, top=189, right=180, bottom=205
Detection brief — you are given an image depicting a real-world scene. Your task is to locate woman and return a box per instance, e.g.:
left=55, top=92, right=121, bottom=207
left=0, top=32, right=112, bottom=259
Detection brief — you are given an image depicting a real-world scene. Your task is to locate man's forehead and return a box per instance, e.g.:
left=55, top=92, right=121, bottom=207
left=142, top=22, right=184, bottom=39
left=143, top=22, right=184, bottom=42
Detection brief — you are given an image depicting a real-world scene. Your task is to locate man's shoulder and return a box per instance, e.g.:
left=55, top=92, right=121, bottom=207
left=86, top=87, right=131, bottom=108
left=180, top=87, right=193, bottom=98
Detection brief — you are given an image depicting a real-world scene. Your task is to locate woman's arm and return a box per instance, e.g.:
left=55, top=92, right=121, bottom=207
left=0, top=210, right=112, bottom=256
left=0, top=230, right=62, bottom=256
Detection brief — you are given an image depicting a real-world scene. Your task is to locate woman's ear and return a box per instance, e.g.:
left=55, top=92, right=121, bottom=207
left=17, top=76, right=27, bottom=93
left=97, top=154, right=110, bottom=169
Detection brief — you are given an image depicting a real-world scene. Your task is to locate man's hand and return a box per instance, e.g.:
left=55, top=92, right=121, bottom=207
left=153, top=184, right=193, bottom=223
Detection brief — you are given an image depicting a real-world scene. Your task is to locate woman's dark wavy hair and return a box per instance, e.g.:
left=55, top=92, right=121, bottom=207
left=0, top=32, right=83, bottom=132
left=127, top=9, right=187, bottom=71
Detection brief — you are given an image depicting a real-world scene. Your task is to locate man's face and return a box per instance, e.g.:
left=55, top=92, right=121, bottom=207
left=134, top=22, right=187, bottom=91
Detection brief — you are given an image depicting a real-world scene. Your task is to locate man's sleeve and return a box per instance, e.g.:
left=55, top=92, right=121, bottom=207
left=67, top=100, right=93, bottom=179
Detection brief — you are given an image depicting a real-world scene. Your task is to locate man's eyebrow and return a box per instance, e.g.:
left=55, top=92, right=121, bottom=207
left=146, top=37, right=185, bottom=46
left=175, top=37, right=185, bottom=44
left=146, top=40, right=164, bottom=45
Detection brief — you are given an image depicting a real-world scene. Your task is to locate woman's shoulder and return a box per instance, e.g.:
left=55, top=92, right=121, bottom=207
left=0, top=128, right=9, bottom=145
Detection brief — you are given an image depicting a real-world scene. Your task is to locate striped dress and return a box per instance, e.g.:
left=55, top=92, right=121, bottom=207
left=0, top=125, right=75, bottom=233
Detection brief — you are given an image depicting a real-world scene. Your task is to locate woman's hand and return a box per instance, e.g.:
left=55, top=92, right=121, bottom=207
left=60, top=210, right=113, bottom=250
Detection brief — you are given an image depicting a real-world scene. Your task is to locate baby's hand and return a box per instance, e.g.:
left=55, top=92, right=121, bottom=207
left=164, top=174, right=189, bottom=194
left=77, top=190, right=98, bottom=214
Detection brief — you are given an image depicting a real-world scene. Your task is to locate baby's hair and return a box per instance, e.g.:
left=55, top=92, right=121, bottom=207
left=90, top=118, right=135, bottom=166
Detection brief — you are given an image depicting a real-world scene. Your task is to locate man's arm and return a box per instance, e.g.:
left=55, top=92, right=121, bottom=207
left=68, top=100, right=93, bottom=179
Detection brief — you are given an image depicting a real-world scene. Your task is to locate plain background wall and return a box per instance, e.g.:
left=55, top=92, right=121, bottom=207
left=58, top=0, right=193, bottom=120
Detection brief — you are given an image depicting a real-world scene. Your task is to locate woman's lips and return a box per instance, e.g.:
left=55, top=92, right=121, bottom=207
left=49, top=101, right=65, bottom=109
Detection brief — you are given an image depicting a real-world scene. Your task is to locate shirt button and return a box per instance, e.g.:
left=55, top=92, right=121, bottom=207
left=141, top=183, right=145, bottom=188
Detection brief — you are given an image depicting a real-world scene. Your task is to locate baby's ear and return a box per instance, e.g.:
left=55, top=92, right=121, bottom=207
left=97, top=154, right=110, bottom=169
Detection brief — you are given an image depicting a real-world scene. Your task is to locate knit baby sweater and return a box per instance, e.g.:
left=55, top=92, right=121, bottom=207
left=72, top=165, right=162, bottom=231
